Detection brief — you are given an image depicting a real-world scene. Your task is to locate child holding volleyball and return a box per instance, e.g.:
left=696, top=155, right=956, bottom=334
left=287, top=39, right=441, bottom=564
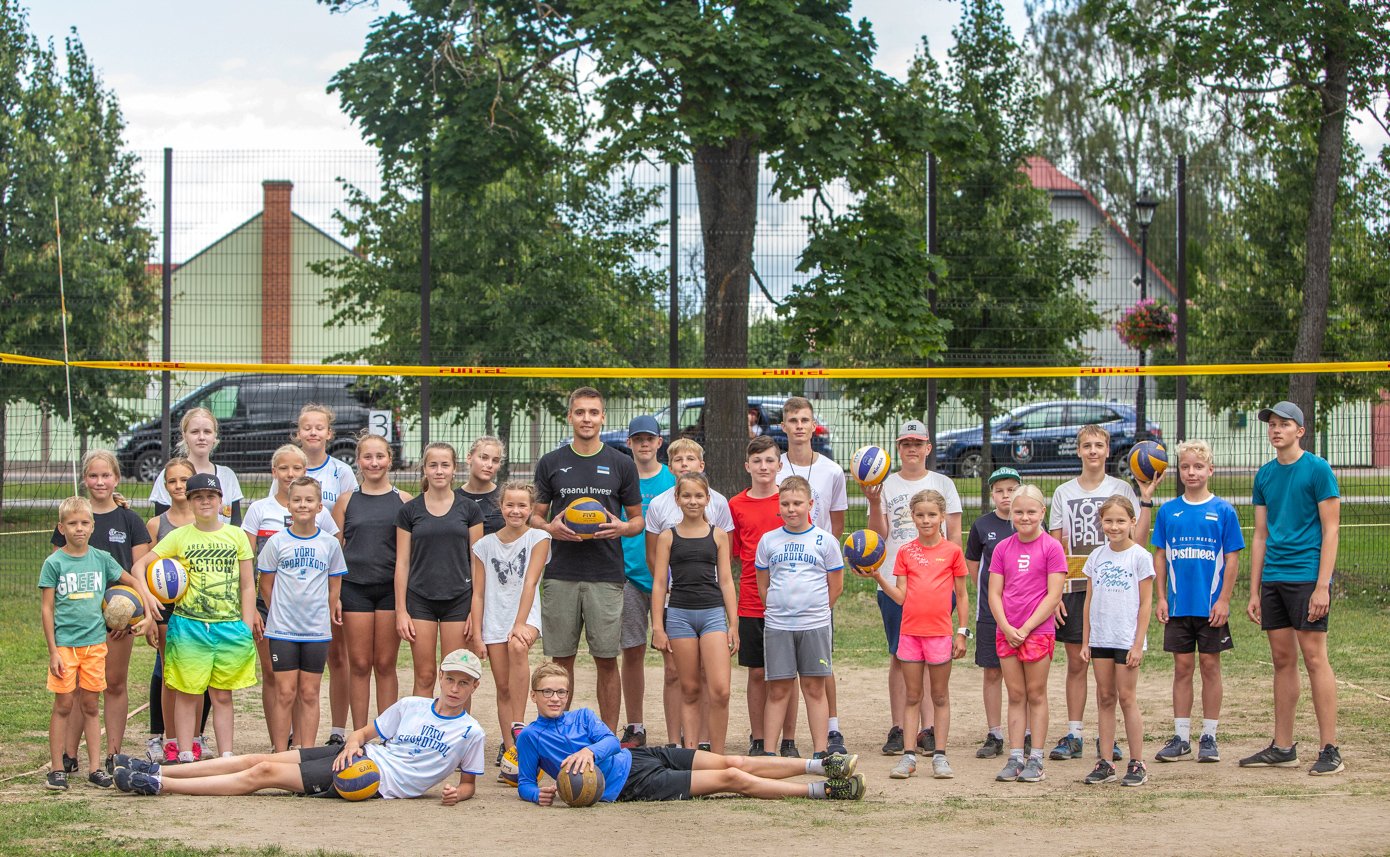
left=1080, top=496, right=1155, bottom=786
left=988, top=484, right=1066, bottom=783
left=858, top=489, right=969, bottom=780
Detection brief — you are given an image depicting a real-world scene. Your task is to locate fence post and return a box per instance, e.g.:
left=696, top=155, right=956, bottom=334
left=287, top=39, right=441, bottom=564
left=161, top=147, right=173, bottom=464
left=420, top=155, right=431, bottom=453
left=669, top=162, right=679, bottom=440
left=1176, top=154, right=1188, bottom=446
left=926, top=151, right=939, bottom=472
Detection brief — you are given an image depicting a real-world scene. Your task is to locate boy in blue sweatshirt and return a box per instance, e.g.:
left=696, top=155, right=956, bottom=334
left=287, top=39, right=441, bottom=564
left=515, top=662, right=865, bottom=803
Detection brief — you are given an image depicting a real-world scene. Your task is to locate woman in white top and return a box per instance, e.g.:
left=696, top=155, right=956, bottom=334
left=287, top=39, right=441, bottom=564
left=149, top=407, right=244, bottom=525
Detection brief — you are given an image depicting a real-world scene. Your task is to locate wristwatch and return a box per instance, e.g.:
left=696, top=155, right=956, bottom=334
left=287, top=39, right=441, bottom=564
left=955, top=627, right=973, bottom=639
left=1139, top=500, right=1154, bottom=508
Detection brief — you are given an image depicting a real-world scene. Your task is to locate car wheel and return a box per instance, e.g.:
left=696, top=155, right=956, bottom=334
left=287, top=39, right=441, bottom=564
left=135, top=449, right=164, bottom=484
left=330, top=445, right=356, bottom=469
left=956, top=450, right=983, bottom=480
left=1111, top=450, right=1134, bottom=481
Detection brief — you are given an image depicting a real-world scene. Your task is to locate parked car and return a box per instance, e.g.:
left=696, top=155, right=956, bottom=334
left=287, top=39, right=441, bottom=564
left=115, top=374, right=404, bottom=482
left=932, top=400, right=1162, bottom=479
left=559, top=396, right=834, bottom=462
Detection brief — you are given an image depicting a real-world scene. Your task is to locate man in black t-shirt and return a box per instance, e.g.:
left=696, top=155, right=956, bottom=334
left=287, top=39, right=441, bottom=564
left=530, top=387, right=644, bottom=731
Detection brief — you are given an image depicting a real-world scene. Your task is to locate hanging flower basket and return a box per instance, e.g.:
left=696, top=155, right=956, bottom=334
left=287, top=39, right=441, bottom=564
left=1115, top=298, right=1176, bottom=351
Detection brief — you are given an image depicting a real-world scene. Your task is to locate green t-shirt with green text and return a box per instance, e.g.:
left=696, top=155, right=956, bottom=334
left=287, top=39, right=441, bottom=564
left=38, top=548, right=124, bottom=647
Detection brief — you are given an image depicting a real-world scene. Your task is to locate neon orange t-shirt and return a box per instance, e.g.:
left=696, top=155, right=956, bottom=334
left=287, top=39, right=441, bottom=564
left=893, top=538, right=968, bottom=637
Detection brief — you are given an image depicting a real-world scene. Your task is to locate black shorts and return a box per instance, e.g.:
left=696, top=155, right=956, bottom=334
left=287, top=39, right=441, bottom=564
left=342, top=580, right=396, bottom=613
left=1163, top=615, right=1235, bottom=654
left=256, top=595, right=270, bottom=622
left=1055, top=590, right=1086, bottom=644
left=1089, top=646, right=1130, bottom=665
left=617, top=746, right=696, bottom=802
left=406, top=589, right=471, bottom=623
left=268, top=638, right=331, bottom=673
left=1260, top=581, right=1329, bottom=632
left=975, top=621, right=1000, bottom=669
left=298, top=745, right=349, bottom=797
left=737, top=616, right=765, bottom=669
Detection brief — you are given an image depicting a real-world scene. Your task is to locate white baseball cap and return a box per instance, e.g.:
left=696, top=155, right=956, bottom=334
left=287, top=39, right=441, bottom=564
left=897, top=419, right=930, bottom=441
left=439, top=649, right=483, bottom=679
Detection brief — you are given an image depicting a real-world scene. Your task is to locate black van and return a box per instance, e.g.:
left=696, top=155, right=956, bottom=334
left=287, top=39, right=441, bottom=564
left=114, top=374, right=404, bottom=482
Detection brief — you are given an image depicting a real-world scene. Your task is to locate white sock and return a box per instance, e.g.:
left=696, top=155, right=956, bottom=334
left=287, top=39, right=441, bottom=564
left=221, top=751, right=234, bottom=758
left=1202, top=719, right=1218, bottom=739
left=1069, top=721, right=1083, bottom=740
left=628, top=723, right=645, bottom=733
left=1030, top=748, right=1045, bottom=761
left=178, top=751, right=195, bottom=762
left=827, top=717, right=840, bottom=733
left=1175, top=718, right=1191, bottom=741
left=809, top=781, right=828, bottom=799
left=331, top=727, right=346, bottom=739
left=805, top=758, right=824, bottom=775
left=512, top=721, right=526, bottom=732
left=989, top=726, right=1003, bottom=739
left=1009, top=749, right=1023, bottom=760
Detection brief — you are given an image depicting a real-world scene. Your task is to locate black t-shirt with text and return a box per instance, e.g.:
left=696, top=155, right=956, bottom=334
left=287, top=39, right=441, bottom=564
left=533, top=443, right=641, bottom=583
left=458, top=487, right=504, bottom=536
left=965, top=511, right=1016, bottom=625
left=52, top=507, right=151, bottom=572
left=395, top=492, right=484, bottom=600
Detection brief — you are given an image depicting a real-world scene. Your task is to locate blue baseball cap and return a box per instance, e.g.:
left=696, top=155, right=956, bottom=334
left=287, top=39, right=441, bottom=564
left=628, top=415, right=661, bottom=438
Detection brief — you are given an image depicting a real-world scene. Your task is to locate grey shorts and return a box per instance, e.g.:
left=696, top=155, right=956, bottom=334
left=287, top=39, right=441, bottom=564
left=665, top=606, right=727, bottom=640
left=541, top=579, right=624, bottom=659
left=621, top=582, right=651, bottom=650
left=763, top=625, right=833, bottom=681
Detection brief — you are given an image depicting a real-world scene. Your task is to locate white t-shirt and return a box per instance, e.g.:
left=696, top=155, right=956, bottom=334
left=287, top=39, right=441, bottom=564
left=776, top=452, right=848, bottom=534
left=645, top=486, right=735, bottom=535
left=364, top=697, right=486, bottom=799
left=242, top=495, right=339, bottom=554
left=1048, top=476, right=1139, bottom=556
left=471, top=528, right=549, bottom=645
left=754, top=525, right=844, bottom=631
left=1081, top=543, right=1155, bottom=649
left=150, top=464, right=245, bottom=524
left=878, top=470, right=963, bottom=591
left=257, top=528, right=347, bottom=642
left=264, top=455, right=359, bottom=507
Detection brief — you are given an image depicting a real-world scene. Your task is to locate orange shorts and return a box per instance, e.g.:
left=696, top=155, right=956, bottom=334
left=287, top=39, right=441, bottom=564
left=995, top=630, right=1055, bottom=664
left=47, top=643, right=108, bottom=694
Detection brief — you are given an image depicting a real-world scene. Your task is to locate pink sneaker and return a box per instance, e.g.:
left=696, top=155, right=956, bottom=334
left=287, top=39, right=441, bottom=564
left=190, top=741, right=203, bottom=761
left=163, top=741, right=179, bottom=763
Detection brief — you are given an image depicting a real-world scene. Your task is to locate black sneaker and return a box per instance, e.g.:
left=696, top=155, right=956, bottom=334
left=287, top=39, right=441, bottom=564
left=1155, top=734, right=1192, bottom=762
left=495, top=744, right=504, bottom=767
left=45, top=770, right=68, bottom=790
left=977, top=733, right=1004, bottom=759
left=104, top=755, right=115, bottom=776
left=826, top=730, right=847, bottom=755
left=114, top=768, right=162, bottom=795
left=1309, top=744, right=1344, bottom=776
left=62, top=753, right=79, bottom=774
left=748, top=737, right=765, bottom=756
left=779, top=739, right=800, bottom=758
left=1084, top=759, right=1117, bottom=784
left=881, top=726, right=905, bottom=755
left=326, top=733, right=346, bottom=747
left=697, top=743, right=712, bottom=752
left=619, top=725, right=647, bottom=749
left=1050, top=735, right=1082, bottom=760
left=916, top=728, right=935, bottom=755
left=1120, top=759, right=1148, bottom=786
left=88, top=769, right=114, bottom=789
left=1023, top=732, right=1033, bottom=757
left=1239, top=741, right=1299, bottom=768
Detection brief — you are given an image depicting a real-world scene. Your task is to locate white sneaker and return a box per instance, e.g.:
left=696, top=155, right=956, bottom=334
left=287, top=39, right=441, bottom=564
left=144, top=736, right=165, bottom=763
left=890, top=753, right=917, bottom=779
left=932, top=754, right=954, bottom=779
left=194, top=735, right=211, bottom=758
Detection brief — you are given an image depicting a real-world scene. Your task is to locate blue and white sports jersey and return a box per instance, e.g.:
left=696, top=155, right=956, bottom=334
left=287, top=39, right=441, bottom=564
left=755, top=525, right=843, bottom=631
left=1151, top=495, right=1245, bottom=617
left=263, top=456, right=359, bottom=507
left=365, top=697, right=486, bottom=799
left=257, top=528, right=347, bottom=642
left=243, top=495, right=339, bottom=554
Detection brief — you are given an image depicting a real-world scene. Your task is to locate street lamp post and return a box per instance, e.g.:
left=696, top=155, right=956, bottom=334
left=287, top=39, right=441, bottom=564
left=1134, top=188, right=1159, bottom=444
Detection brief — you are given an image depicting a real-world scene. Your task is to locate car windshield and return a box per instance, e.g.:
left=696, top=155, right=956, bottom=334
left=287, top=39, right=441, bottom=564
left=653, top=407, right=671, bottom=431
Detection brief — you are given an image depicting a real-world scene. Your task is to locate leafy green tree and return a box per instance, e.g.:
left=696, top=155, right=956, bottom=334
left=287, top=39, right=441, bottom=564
left=1090, top=0, right=1390, bottom=448
left=0, top=6, right=156, bottom=519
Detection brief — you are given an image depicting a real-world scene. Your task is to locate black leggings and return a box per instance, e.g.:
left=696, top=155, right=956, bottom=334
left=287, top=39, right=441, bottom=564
left=149, top=671, right=212, bottom=736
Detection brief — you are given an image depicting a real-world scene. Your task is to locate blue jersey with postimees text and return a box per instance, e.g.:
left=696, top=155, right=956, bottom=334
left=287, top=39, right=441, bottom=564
left=1151, top=495, right=1244, bottom=617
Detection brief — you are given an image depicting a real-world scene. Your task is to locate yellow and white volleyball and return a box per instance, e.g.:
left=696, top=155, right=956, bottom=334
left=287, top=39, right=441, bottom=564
left=102, top=584, right=144, bottom=629
left=850, top=445, right=891, bottom=486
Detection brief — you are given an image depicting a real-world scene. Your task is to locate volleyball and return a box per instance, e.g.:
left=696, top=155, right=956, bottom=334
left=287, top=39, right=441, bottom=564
left=556, top=765, right=605, bottom=807
left=102, top=584, right=144, bottom=629
left=334, top=758, right=381, bottom=801
left=842, top=529, right=886, bottom=572
left=1127, top=440, right=1168, bottom=484
left=563, top=497, right=609, bottom=538
left=146, top=558, right=189, bottom=604
left=850, top=445, right=891, bottom=486
left=499, top=745, right=519, bottom=788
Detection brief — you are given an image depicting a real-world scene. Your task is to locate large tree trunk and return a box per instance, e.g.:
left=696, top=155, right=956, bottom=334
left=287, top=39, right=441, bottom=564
left=694, top=137, right=759, bottom=497
left=497, top=406, right=512, bottom=484
left=1288, top=40, right=1348, bottom=450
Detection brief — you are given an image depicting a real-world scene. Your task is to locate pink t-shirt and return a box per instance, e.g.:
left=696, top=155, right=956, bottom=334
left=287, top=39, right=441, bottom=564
left=988, top=532, right=1067, bottom=633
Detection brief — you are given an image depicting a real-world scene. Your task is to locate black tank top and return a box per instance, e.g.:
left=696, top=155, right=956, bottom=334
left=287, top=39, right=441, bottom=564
left=342, top=488, right=405, bottom=586
left=666, top=527, right=723, bottom=610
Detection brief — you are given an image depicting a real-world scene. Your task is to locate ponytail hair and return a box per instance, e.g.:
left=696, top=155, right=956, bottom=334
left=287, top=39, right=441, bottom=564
left=80, top=449, right=130, bottom=508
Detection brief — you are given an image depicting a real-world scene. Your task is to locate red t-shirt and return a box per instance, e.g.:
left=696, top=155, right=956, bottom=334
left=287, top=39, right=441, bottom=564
left=729, top=489, right=783, bottom=617
left=893, top=538, right=968, bottom=637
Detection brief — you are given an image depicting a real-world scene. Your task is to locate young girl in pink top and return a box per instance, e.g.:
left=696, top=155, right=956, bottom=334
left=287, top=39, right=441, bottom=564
left=987, top=484, right=1066, bottom=784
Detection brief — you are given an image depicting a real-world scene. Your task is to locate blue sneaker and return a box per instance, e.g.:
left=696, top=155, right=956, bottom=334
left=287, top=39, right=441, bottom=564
left=1050, top=735, right=1082, bottom=760
left=111, top=753, right=161, bottom=775
left=114, top=767, right=162, bottom=795
left=1197, top=734, right=1220, bottom=763
left=1097, top=738, right=1122, bottom=762
left=827, top=730, right=847, bottom=755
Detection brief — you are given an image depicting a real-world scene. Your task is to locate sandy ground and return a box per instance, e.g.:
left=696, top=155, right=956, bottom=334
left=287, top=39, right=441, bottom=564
left=21, top=657, right=1390, bottom=856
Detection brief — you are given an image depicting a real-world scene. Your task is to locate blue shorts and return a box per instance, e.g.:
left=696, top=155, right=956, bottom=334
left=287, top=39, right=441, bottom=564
left=878, top=590, right=902, bottom=657
left=665, top=606, right=727, bottom=640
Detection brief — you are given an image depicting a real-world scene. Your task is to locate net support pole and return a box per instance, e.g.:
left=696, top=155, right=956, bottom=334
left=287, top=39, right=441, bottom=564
left=161, top=148, right=172, bottom=465
left=420, top=156, right=431, bottom=453
left=668, top=162, right=679, bottom=441
left=1175, top=154, right=1188, bottom=445
left=926, top=151, right=939, bottom=472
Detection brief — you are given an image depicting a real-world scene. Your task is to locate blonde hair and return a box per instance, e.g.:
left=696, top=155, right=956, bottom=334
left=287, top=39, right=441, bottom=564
left=499, top=480, right=535, bottom=507
left=272, top=444, right=309, bottom=470
left=420, top=442, right=458, bottom=493
left=354, top=429, right=392, bottom=461
left=1174, top=439, right=1214, bottom=468
left=295, top=403, right=337, bottom=445
left=675, top=472, right=710, bottom=497
left=779, top=475, right=813, bottom=499
left=909, top=488, right=947, bottom=515
left=163, top=456, right=195, bottom=478
left=667, top=438, right=704, bottom=460
left=175, top=407, right=219, bottom=455
left=1098, top=494, right=1136, bottom=519
left=80, top=450, right=131, bottom=509
left=288, top=475, right=323, bottom=499
left=468, top=435, right=505, bottom=462
left=1011, top=484, right=1048, bottom=512
left=58, top=495, right=92, bottom=522
left=1076, top=424, right=1110, bottom=445
left=530, top=661, right=570, bottom=690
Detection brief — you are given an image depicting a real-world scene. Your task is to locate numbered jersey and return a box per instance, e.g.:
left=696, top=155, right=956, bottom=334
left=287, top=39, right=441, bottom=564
left=754, top=525, right=844, bottom=631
